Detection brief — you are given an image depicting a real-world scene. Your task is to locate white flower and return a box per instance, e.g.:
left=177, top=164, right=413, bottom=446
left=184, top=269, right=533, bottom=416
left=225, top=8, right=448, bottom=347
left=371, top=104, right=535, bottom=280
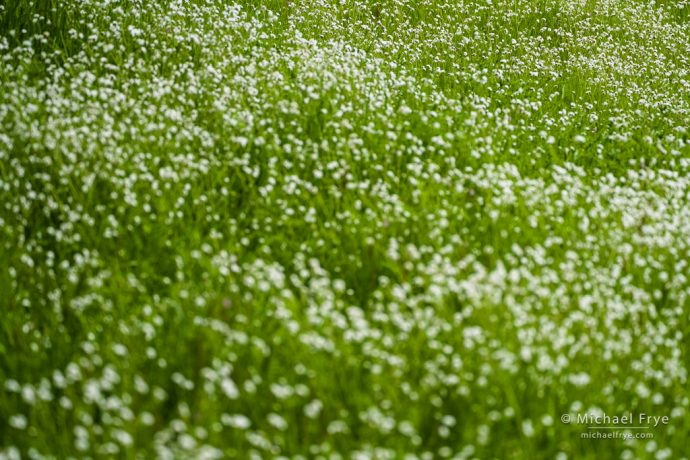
left=522, top=419, right=535, bottom=437
left=221, top=378, right=239, bottom=399
left=9, top=415, right=27, bottom=430
left=267, top=413, right=288, bottom=431
left=568, top=372, right=591, bottom=387
left=304, top=399, right=323, bottom=418
left=128, top=25, right=144, bottom=37
left=221, top=413, right=251, bottom=429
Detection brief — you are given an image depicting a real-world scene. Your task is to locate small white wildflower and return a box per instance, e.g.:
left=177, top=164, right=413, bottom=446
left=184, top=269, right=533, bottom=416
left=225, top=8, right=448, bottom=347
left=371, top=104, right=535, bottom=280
left=304, top=399, right=323, bottom=418
left=522, top=419, right=535, bottom=437
left=268, top=413, right=288, bottom=431
left=541, top=415, right=554, bottom=427
left=60, top=396, right=73, bottom=410
left=270, top=383, right=294, bottom=400
left=178, top=434, right=196, bottom=450
left=112, top=343, right=127, bottom=357
left=9, top=415, right=27, bottom=430
left=140, top=412, right=155, bottom=426
left=113, top=430, right=133, bottom=447
left=568, top=372, right=591, bottom=387
left=21, top=386, right=35, bottom=404
left=128, top=25, right=144, bottom=37
left=221, top=413, right=251, bottom=429
left=221, top=378, right=239, bottom=399
left=327, top=420, right=349, bottom=434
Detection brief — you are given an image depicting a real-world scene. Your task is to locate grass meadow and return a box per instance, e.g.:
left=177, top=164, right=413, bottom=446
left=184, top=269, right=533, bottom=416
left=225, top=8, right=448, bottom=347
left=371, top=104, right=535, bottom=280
left=1, top=0, right=690, bottom=458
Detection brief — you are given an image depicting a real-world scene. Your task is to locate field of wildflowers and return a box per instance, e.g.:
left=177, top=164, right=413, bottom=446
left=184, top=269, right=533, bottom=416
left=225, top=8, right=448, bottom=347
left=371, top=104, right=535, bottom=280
left=1, top=0, right=690, bottom=458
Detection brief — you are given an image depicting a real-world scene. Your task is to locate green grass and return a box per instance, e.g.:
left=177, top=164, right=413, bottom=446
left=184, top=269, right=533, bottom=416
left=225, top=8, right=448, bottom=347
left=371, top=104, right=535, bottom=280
left=2, top=0, right=690, bottom=458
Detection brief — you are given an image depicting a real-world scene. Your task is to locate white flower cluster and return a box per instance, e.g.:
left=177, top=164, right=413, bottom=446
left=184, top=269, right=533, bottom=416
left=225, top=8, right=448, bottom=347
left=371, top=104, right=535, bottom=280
left=1, top=0, right=690, bottom=458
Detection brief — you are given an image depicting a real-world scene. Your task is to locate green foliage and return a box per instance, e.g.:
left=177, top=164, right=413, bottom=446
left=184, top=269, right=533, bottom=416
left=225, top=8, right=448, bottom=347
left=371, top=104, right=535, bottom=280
left=1, top=0, right=690, bottom=458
